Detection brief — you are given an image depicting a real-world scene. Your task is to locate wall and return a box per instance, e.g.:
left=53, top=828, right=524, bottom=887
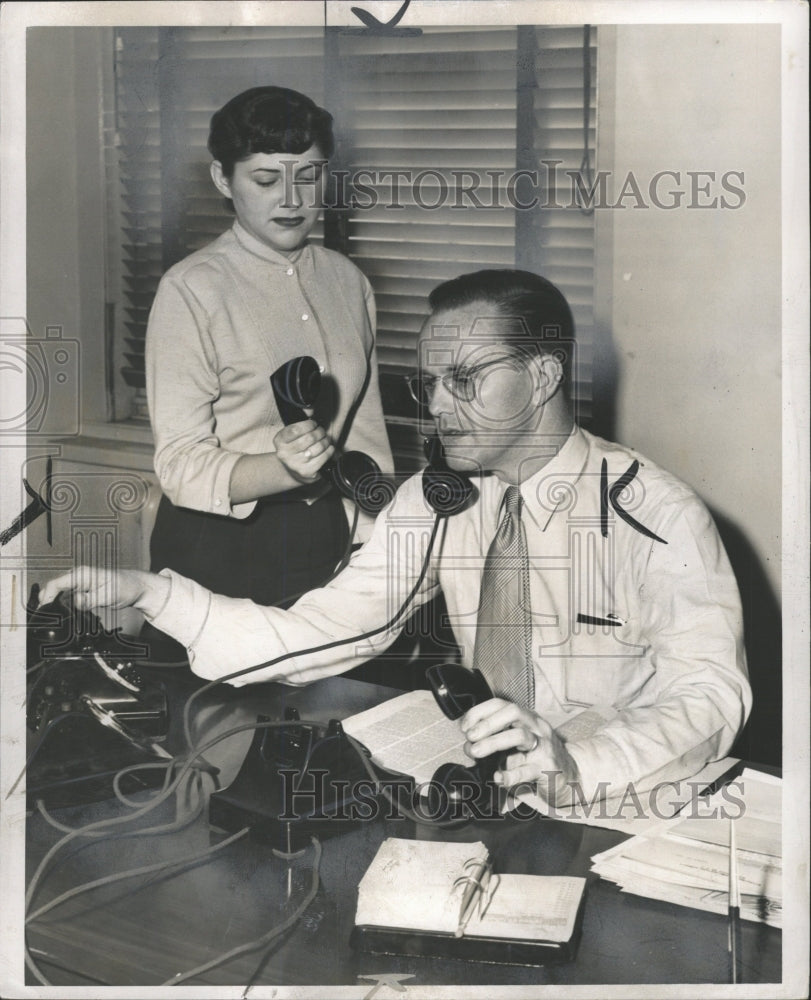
left=595, top=24, right=782, bottom=762
left=26, top=27, right=108, bottom=427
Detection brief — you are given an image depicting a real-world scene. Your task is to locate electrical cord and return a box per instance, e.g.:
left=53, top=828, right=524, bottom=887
left=25, top=706, right=470, bottom=985
left=240, top=923, right=297, bottom=993
left=160, top=835, right=323, bottom=986
left=112, top=758, right=179, bottom=809
left=26, top=824, right=249, bottom=925
left=24, top=823, right=249, bottom=987
left=27, top=948, right=109, bottom=986
left=30, top=771, right=207, bottom=899
left=98, top=502, right=364, bottom=673
left=25, top=717, right=330, bottom=917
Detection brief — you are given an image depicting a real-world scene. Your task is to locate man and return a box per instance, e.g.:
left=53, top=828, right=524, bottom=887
left=41, top=270, right=751, bottom=807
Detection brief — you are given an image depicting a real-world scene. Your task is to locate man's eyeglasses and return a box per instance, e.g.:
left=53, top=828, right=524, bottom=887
left=405, top=354, right=523, bottom=408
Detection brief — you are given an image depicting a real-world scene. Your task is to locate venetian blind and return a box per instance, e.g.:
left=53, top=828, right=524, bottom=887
left=112, top=26, right=327, bottom=405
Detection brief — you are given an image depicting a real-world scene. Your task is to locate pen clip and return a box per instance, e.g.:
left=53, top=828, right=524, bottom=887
left=453, top=856, right=494, bottom=937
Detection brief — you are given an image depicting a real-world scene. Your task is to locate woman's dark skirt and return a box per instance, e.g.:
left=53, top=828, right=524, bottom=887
left=141, top=490, right=349, bottom=661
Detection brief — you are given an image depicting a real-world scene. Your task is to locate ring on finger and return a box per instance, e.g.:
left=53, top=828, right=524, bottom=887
left=524, top=732, right=540, bottom=753
left=305, top=448, right=312, bottom=458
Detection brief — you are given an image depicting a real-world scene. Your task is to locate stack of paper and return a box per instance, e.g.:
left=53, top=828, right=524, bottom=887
left=591, top=769, right=782, bottom=928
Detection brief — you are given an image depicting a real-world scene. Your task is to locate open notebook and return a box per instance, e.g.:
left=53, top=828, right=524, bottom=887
left=350, top=838, right=587, bottom=966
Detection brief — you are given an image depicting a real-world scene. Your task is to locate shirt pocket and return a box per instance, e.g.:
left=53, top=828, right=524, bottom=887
left=561, top=613, right=650, bottom=707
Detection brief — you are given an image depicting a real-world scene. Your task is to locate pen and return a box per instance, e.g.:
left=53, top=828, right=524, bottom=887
left=455, top=857, right=490, bottom=938
left=728, top=817, right=741, bottom=984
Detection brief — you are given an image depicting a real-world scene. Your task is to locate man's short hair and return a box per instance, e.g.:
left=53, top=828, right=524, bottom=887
left=428, top=269, right=576, bottom=389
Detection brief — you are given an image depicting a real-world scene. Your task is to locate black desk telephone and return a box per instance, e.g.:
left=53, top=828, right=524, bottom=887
left=26, top=591, right=170, bottom=806
left=209, top=663, right=498, bottom=847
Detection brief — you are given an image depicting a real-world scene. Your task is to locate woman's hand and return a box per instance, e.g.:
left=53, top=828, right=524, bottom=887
left=273, top=419, right=336, bottom=484
left=459, top=698, right=581, bottom=807
left=38, top=566, right=170, bottom=617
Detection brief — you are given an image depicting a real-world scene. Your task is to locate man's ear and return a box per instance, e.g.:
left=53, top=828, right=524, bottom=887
left=534, top=351, right=565, bottom=404
left=210, top=161, right=232, bottom=199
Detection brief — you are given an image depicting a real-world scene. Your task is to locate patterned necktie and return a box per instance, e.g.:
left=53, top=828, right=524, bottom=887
left=472, top=485, right=535, bottom=708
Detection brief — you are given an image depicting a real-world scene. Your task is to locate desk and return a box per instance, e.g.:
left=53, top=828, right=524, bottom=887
left=25, top=675, right=782, bottom=987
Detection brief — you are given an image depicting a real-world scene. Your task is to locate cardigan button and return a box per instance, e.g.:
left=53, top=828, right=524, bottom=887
left=301, top=313, right=309, bottom=321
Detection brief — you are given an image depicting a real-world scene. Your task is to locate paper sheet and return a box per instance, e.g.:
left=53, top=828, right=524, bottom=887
left=467, top=874, right=586, bottom=944
left=343, top=689, right=474, bottom=786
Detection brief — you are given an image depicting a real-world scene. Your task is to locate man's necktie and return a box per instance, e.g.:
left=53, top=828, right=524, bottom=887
left=472, top=485, right=535, bottom=708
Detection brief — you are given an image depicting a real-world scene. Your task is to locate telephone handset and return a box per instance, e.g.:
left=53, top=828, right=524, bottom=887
left=420, top=434, right=477, bottom=516
left=424, top=662, right=502, bottom=821
left=270, top=356, right=394, bottom=515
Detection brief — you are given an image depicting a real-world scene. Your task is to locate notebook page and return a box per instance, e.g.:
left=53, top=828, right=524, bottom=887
left=355, top=838, right=489, bottom=935
left=467, top=875, right=586, bottom=943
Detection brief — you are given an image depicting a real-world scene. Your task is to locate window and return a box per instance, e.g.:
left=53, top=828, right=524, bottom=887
left=109, top=25, right=597, bottom=467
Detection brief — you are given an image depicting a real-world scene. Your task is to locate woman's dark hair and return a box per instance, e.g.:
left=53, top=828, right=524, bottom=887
left=208, top=86, right=334, bottom=177
left=428, top=269, right=576, bottom=388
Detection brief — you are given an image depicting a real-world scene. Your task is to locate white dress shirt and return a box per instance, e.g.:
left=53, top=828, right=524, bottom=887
left=149, top=427, right=751, bottom=798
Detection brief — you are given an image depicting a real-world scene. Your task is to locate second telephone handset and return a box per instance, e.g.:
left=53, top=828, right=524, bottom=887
left=270, top=356, right=393, bottom=515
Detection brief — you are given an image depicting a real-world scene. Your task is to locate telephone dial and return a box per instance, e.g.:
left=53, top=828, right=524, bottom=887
left=26, top=591, right=170, bottom=806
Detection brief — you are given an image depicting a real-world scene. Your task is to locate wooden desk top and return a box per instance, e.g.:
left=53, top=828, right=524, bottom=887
left=25, top=674, right=782, bottom=988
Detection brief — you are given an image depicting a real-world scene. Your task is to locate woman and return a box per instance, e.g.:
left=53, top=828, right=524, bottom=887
left=145, top=86, right=392, bottom=628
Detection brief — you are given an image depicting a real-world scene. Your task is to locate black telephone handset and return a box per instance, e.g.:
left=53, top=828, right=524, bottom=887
left=420, top=434, right=477, bottom=516
left=270, top=357, right=394, bottom=515
left=425, top=662, right=502, bottom=820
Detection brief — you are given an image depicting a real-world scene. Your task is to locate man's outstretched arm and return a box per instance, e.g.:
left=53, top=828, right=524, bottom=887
left=39, top=477, right=443, bottom=686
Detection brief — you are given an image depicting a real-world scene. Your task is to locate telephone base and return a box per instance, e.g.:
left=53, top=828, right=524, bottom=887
left=208, top=713, right=384, bottom=853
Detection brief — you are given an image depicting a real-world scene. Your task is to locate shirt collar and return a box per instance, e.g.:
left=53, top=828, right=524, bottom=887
left=479, top=426, right=590, bottom=530
left=232, top=219, right=312, bottom=267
